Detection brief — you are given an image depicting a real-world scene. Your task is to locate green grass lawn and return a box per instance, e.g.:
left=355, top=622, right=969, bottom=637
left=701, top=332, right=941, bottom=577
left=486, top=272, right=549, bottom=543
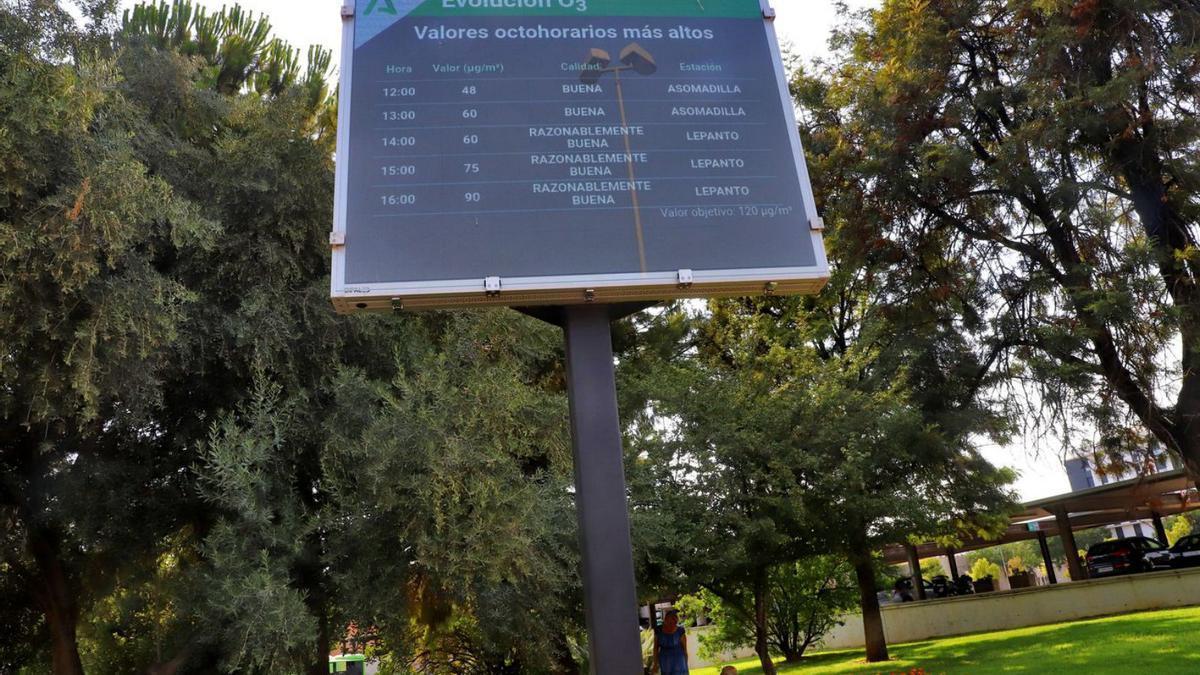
left=690, top=606, right=1200, bottom=674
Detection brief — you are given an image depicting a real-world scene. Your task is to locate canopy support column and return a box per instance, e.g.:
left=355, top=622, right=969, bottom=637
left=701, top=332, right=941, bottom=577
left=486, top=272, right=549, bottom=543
left=1152, top=511, right=1169, bottom=544
left=1054, top=508, right=1086, bottom=581
left=1038, top=531, right=1058, bottom=585
left=905, top=544, right=926, bottom=600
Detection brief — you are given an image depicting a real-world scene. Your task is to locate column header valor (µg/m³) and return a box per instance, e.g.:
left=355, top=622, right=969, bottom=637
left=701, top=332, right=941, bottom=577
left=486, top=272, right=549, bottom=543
left=330, top=0, right=830, bottom=312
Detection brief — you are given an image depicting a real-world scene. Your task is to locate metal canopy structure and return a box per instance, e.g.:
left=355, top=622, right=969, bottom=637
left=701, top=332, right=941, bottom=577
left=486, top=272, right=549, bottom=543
left=883, top=469, right=1199, bottom=580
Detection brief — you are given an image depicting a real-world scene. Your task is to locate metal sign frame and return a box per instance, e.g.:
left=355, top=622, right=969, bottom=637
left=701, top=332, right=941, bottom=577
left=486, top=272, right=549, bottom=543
left=331, top=0, right=828, bottom=312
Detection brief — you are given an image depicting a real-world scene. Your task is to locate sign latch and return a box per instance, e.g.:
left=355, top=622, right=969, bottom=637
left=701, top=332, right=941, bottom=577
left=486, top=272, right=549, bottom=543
left=484, top=276, right=502, bottom=296
left=329, top=232, right=346, bottom=249
left=341, top=2, right=355, bottom=18
left=677, top=269, right=695, bottom=289
left=810, top=217, right=826, bottom=231
left=763, top=6, right=777, bottom=21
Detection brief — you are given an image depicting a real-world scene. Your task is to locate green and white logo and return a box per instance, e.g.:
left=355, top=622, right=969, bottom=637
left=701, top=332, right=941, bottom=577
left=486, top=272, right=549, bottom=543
left=363, top=0, right=397, bottom=15
left=356, top=0, right=423, bottom=47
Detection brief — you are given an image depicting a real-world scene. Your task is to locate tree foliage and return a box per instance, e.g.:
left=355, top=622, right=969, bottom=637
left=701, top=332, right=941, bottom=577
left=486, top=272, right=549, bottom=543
left=965, top=526, right=1109, bottom=578
left=195, top=377, right=323, bottom=673
left=321, top=311, right=583, bottom=674
left=968, top=557, right=1001, bottom=583
left=0, top=2, right=218, bottom=670
left=1, top=2, right=586, bottom=673
left=42, top=0, right=1200, bottom=666
left=1167, top=514, right=1194, bottom=544
left=798, top=0, right=1200, bottom=478
left=679, top=557, right=857, bottom=663
left=625, top=290, right=1017, bottom=667
left=919, top=558, right=947, bottom=580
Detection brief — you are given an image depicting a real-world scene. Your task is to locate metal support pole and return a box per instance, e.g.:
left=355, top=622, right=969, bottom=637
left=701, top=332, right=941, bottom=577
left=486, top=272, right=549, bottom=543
left=946, top=548, right=960, bottom=580
left=563, top=304, right=644, bottom=674
left=1038, top=531, right=1058, bottom=585
left=905, top=544, right=927, bottom=601
left=1152, top=511, right=1169, bottom=544
left=1054, top=508, right=1086, bottom=582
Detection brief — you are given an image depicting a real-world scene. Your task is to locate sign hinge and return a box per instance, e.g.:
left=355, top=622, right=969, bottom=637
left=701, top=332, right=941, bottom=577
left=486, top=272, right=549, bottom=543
left=809, top=217, right=826, bottom=231
left=341, top=2, right=355, bottom=18
left=484, top=276, right=502, bottom=296
left=763, top=6, right=777, bottom=21
left=677, top=269, right=695, bottom=289
left=391, top=297, right=403, bottom=312
left=329, top=232, right=346, bottom=249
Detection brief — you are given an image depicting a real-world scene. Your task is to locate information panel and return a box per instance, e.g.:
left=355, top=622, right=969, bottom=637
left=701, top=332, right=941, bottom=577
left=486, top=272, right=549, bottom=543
left=331, top=0, right=829, bottom=311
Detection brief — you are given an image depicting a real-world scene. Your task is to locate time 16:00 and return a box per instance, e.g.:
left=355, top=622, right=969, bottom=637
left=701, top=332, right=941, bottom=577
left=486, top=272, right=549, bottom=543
left=380, top=193, right=482, bottom=206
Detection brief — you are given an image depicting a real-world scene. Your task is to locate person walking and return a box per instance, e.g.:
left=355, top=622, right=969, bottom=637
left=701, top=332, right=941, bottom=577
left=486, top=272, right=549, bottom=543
left=650, top=609, right=689, bottom=675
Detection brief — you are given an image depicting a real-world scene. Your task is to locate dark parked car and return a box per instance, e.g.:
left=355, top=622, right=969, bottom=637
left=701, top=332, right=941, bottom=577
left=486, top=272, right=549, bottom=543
left=892, top=576, right=935, bottom=602
left=930, top=575, right=955, bottom=598
left=1145, top=542, right=1174, bottom=569
left=1086, top=537, right=1169, bottom=578
left=927, top=574, right=977, bottom=598
left=1167, top=534, right=1200, bottom=569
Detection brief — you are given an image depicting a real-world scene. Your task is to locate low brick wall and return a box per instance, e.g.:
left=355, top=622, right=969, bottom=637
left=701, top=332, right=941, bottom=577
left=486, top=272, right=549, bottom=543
left=818, top=566, right=1200, bottom=651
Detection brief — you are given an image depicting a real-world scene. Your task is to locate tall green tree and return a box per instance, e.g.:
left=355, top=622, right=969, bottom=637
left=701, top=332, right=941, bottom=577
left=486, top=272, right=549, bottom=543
left=630, top=331, right=817, bottom=675
left=108, top=3, right=380, bottom=671
left=1, top=1, right=352, bottom=671
left=322, top=310, right=584, bottom=674
left=193, top=375, right=330, bottom=674
left=114, top=8, right=349, bottom=674
left=4, top=3, right=594, bottom=672
left=678, top=557, right=857, bottom=663
left=624, top=68, right=1025, bottom=651
left=0, top=3, right=216, bottom=671
left=801, top=0, right=1200, bottom=480
left=625, top=294, right=1016, bottom=666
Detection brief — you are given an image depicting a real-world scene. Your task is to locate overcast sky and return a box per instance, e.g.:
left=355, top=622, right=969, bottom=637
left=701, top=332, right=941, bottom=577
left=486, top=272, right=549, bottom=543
left=111, top=0, right=1072, bottom=501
